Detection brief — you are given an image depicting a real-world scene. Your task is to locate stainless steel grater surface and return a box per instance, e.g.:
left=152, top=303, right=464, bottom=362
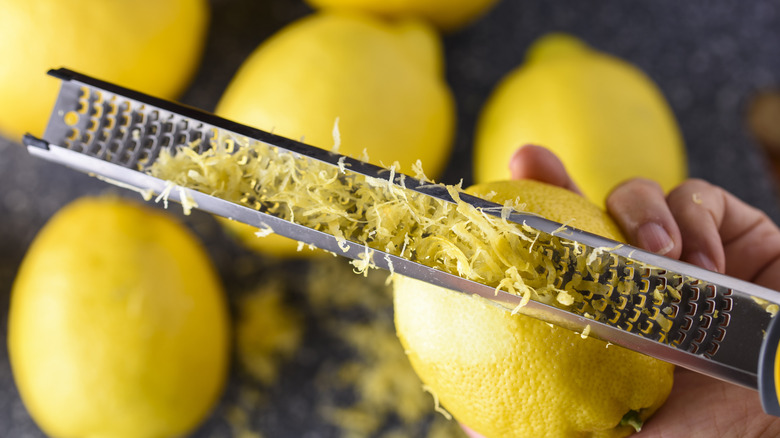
left=25, top=68, right=780, bottom=391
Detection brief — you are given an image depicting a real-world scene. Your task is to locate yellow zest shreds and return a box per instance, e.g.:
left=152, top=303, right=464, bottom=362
left=692, top=192, right=703, bottom=204
left=550, top=218, right=575, bottom=236
left=585, top=243, right=624, bottom=267
left=148, top=134, right=681, bottom=330
left=500, top=200, right=513, bottom=221
left=154, top=180, right=175, bottom=209
left=222, top=283, right=304, bottom=438
left=384, top=254, right=395, bottom=281
left=235, top=284, right=304, bottom=385
left=422, top=385, right=453, bottom=420
left=752, top=297, right=780, bottom=317
left=306, top=258, right=460, bottom=437
left=224, top=387, right=266, bottom=438
left=337, top=156, right=349, bottom=174
left=665, top=284, right=682, bottom=301
left=580, top=324, right=592, bottom=339
left=94, top=174, right=154, bottom=201
left=351, top=246, right=375, bottom=276
left=253, top=223, right=274, bottom=238
left=556, top=291, right=575, bottom=306
left=411, top=159, right=431, bottom=183
left=331, top=116, right=341, bottom=153
left=177, top=186, right=198, bottom=215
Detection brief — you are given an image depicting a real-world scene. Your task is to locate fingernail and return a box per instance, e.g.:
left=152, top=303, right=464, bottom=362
left=688, top=252, right=718, bottom=272
left=636, top=222, right=675, bottom=255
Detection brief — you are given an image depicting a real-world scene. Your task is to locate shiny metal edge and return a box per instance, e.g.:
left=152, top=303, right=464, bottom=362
left=25, top=142, right=762, bottom=389
left=26, top=68, right=780, bottom=390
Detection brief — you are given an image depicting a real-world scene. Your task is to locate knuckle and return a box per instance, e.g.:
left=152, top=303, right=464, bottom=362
left=615, top=178, right=663, bottom=196
left=667, top=179, right=718, bottom=207
left=677, top=178, right=713, bottom=193
left=607, top=178, right=663, bottom=209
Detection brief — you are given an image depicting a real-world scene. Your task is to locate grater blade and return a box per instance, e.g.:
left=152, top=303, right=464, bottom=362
left=24, top=68, right=780, bottom=391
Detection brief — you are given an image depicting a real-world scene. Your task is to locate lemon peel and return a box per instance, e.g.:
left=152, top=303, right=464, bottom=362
left=394, top=180, right=675, bottom=437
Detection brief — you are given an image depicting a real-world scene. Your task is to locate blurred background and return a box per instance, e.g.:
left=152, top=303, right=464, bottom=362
left=1, top=0, right=779, bottom=436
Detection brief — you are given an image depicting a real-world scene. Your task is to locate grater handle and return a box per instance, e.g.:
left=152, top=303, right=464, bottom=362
left=759, top=315, right=780, bottom=415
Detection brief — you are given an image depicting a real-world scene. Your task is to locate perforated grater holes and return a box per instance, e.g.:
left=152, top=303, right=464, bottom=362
left=544, top=238, right=733, bottom=357
left=29, top=69, right=780, bottom=390
left=77, top=86, right=89, bottom=114
left=660, top=278, right=733, bottom=358
left=135, top=137, right=156, bottom=168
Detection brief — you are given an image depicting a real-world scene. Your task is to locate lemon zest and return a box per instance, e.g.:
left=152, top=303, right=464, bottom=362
left=422, top=385, right=452, bottom=420
left=154, top=180, right=175, bottom=209
left=331, top=116, right=341, bottom=153
left=254, top=223, right=274, bottom=238
left=580, top=324, right=591, bottom=339
left=147, top=134, right=684, bottom=333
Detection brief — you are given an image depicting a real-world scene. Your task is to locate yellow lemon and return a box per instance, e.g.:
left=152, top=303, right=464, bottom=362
left=216, top=11, right=454, bottom=257
left=474, top=33, right=687, bottom=205
left=0, top=0, right=208, bottom=141
left=8, top=197, right=230, bottom=438
left=304, top=0, right=500, bottom=32
left=394, top=179, right=674, bottom=437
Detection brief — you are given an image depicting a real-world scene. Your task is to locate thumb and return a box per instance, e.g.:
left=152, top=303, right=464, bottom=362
left=509, top=145, right=583, bottom=196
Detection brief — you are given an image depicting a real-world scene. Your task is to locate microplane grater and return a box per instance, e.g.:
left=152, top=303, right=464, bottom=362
left=22, top=68, right=780, bottom=400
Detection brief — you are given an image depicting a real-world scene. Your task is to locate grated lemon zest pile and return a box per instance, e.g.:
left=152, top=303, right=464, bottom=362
left=148, top=134, right=681, bottom=334
left=224, top=394, right=266, bottom=438
left=305, top=259, right=458, bottom=437
left=235, top=284, right=303, bottom=385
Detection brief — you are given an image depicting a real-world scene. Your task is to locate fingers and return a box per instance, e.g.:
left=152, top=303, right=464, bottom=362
left=510, top=144, right=780, bottom=289
left=460, top=423, right=485, bottom=438
left=667, top=179, right=780, bottom=287
left=606, top=179, right=683, bottom=259
left=608, top=178, right=780, bottom=289
left=664, top=180, right=726, bottom=272
left=509, top=145, right=583, bottom=195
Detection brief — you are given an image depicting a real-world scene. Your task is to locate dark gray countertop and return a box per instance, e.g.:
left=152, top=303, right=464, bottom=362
left=2, top=0, right=779, bottom=436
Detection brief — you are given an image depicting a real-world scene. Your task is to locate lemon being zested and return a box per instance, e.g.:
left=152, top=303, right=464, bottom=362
left=474, top=33, right=687, bottom=205
left=8, top=196, right=230, bottom=438
left=215, top=11, right=455, bottom=257
left=394, top=180, right=674, bottom=437
left=0, top=0, right=209, bottom=141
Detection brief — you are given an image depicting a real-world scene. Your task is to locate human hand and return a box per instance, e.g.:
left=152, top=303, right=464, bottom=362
left=462, top=144, right=780, bottom=437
